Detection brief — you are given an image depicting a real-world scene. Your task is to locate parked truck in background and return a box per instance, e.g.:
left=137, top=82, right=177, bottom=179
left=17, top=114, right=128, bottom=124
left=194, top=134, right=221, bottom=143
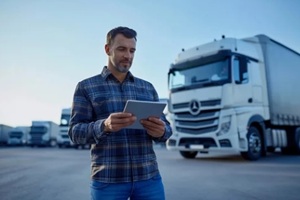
left=28, top=121, right=59, bottom=147
left=0, top=124, right=13, bottom=145
left=166, top=34, right=300, bottom=160
left=160, top=98, right=169, bottom=116
left=57, top=108, right=72, bottom=148
left=8, top=126, right=30, bottom=146
left=57, top=108, right=90, bottom=149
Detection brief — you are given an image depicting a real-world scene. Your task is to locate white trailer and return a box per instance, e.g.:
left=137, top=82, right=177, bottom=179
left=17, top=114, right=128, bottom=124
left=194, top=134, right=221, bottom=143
left=166, top=34, right=300, bottom=160
left=28, top=121, right=59, bottom=147
left=0, top=124, right=13, bottom=145
left=8, top=126, right=30, bottom=146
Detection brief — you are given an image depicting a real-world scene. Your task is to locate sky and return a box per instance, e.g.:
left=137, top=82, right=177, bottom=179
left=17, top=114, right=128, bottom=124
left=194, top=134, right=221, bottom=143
left=1, top=0, right=300, bottom=127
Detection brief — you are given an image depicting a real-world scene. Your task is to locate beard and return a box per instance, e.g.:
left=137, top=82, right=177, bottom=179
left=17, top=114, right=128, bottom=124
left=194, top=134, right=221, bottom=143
left=114, top=60, right=132, bottom=73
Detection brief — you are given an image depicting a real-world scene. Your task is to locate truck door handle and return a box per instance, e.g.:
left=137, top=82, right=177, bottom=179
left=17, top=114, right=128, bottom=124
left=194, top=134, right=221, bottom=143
left=248, top=98, right=253, bottom=103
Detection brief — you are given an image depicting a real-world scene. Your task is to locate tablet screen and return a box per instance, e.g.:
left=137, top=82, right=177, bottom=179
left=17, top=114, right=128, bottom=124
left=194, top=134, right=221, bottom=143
left=123, top=100, right=167, bottom=129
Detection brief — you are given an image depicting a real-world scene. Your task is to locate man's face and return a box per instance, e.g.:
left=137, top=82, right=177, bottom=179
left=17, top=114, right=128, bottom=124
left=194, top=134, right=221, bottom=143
left=106, top=34, right=136, bottom=73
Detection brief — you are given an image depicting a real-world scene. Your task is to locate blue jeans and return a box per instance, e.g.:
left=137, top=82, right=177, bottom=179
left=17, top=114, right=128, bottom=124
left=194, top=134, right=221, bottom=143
left=90, top=174, right=165, bottom=200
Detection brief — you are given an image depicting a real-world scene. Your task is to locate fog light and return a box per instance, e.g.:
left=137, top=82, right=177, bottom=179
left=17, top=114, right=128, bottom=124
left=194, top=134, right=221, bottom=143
left=216, top=116, right=231, bottom=136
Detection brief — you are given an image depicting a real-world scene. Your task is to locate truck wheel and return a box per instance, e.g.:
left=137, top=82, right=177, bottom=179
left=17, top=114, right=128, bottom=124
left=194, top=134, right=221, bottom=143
left=282, top=127, right=300, bottom=155
left=267, top=147, right=276, bottom=153
left=50, top=139, right=57, bottom=147
left=180, top=151, right=198, bottom=159
left=241, top=126, right=262, bottom=161
left=296, top=128, right=300, bottom=154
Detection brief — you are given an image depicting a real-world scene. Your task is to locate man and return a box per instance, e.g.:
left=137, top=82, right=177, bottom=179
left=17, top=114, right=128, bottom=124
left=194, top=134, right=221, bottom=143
left=68, top=26, right=172, bottom=200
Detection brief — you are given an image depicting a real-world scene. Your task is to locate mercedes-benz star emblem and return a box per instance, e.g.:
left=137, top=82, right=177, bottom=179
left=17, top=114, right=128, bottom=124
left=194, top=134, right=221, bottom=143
left=189, top=100, right=201, bottom=115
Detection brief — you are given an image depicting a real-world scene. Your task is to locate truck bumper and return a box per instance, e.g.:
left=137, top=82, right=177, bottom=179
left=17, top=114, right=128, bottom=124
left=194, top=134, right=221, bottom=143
left=166, top=133, right=240, bottom=152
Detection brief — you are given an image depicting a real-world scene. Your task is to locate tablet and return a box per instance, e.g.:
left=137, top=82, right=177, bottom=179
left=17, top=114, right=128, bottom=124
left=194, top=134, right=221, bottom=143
left=123, top=100, right=167, bottom=129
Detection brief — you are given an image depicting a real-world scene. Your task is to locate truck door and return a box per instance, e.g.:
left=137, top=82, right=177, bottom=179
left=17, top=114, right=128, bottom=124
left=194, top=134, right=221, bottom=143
left=232, top=56, right=253, bottom=106
left=249, top=60, right=263, bottom=104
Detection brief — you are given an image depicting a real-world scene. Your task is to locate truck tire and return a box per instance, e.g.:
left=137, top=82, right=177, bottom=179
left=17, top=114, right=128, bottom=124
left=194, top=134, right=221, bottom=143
left=281, top=127, right=300, bottom=155
left=180, top=151, right=198, bottom=159
left=241, top=126, right=262, bottom=161
left=295, top=128, right=300, bottom=154
left=50, top=139, right=57, bottom=147
left=75, top=144, right=91, bottom=150
left=267, top=147, right=276, bottom=153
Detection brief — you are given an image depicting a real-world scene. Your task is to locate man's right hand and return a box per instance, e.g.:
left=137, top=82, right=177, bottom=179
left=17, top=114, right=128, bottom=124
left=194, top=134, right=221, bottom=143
left=103, top=112, right=136, bottom=132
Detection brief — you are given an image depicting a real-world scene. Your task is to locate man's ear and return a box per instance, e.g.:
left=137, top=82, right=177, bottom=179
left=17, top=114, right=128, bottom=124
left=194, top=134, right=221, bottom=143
left=105, top=44, right=110, bottom=55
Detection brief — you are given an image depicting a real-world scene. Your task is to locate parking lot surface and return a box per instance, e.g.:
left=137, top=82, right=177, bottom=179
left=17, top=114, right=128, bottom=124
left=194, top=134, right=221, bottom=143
left=0, top=146, right=300, bottom=200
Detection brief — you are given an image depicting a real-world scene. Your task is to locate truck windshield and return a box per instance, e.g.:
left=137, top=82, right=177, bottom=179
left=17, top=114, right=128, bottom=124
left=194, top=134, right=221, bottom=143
left=169, top=58, right=230, bottom=91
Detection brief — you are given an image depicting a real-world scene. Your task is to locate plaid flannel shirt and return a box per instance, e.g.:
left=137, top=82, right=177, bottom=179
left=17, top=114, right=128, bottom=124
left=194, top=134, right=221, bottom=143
left=68, top=66, right=172, bottom=183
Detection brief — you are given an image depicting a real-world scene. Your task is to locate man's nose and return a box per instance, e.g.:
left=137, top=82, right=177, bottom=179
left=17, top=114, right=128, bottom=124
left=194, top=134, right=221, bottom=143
left=123, top=50, right=133, bottom=59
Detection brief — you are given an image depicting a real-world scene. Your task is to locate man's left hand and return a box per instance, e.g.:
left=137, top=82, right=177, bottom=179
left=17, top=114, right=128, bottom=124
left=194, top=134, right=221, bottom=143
left=140, top=117, right=165, bottom=138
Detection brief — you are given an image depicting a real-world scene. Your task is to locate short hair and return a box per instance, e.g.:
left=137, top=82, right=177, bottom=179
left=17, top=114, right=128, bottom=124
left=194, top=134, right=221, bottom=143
left=106, top=26, right=137, bottom=45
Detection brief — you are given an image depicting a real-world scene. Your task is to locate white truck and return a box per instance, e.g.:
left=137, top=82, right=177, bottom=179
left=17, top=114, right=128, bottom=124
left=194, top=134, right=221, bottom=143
left=166, top=34, right=300, bottom=160
left=8, top=126, right=30, bottom=146
left=160, top=98, right=169, bottom=116
left=28, top=121, right=59, bottom=147
left=0, top=124, right=13, bottom=145
left=57, top=108, right=90, bottom=149
left=57, top=108, right=73, bottom=148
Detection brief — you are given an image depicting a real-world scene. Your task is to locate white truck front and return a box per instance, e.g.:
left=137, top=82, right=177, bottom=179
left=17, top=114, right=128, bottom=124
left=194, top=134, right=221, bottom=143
left=57, top=108, right=90, bottom=149
left=166, top=35, right=269, bottom=160
left=57, top=108, right=73, bottom=148
left=28, top=121, right=59, bottom=147
left=8, top=126, right=30, bottom=146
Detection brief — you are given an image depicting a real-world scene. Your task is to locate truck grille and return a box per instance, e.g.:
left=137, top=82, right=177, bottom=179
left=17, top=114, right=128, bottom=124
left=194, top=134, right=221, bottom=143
left=29, top=126, right=47, bottom=142
left=172, top=99, right=221, bottom=135
left=29, top=133, right=43, bottom=142
left=9, top=132, right=23, bottom=139
left=173, top=99, right=221, bottom=109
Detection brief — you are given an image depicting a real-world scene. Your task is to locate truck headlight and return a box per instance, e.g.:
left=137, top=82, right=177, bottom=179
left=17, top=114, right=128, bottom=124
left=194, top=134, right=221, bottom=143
left=217, top=116, right=231, bottom=136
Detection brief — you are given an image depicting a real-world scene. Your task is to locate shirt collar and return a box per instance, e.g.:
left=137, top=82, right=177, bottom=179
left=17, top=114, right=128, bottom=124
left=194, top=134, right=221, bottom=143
left=101, top=66, right=135, bottom=82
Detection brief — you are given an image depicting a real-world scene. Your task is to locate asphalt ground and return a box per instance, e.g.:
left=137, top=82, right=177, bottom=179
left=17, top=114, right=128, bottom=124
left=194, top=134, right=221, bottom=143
left=0, top=146, right=300, bottom=200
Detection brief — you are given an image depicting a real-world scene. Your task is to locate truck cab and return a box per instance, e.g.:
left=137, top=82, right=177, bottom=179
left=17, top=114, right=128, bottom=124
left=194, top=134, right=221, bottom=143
left=57, top=108, right=72, bottom=148
left=57, top=108, right=90, bottom=149
left=8, top=126, right=30, bottom=146
left=166, top=36, right=272, bottom=160
left=28, top=121, right=59, bottom=147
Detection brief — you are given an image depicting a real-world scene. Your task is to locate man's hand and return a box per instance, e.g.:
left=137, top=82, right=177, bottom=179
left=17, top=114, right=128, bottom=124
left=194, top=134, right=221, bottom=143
left=140, top=117, right=165, bottom=138
left=103, top=112, right=136, bottom=132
